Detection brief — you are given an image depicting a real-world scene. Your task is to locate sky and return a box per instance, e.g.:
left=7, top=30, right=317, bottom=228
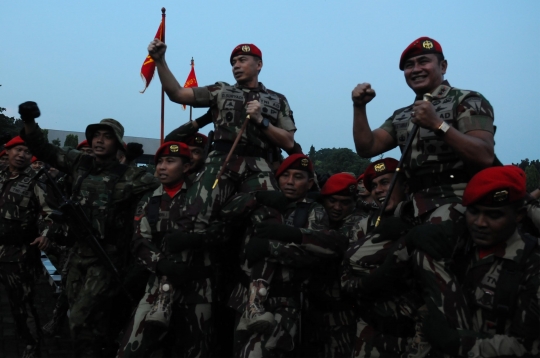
left=2, top=1, right=539, bottom=164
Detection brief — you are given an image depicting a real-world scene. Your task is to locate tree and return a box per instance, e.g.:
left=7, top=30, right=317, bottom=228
left=42, top=129, right=49, bottom=142
left=310, top=147, right=371, bottom=177
left=0, top=106, right=24, bottom=141
left=525, top=165, right=540, bottom=193
left=52, top=138, right=61, bottom=147
left=64, top=134, right=79, bottom=148
left=308, top=145, right=316, bottom=159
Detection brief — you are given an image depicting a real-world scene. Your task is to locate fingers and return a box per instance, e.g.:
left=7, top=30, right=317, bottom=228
left=352, top=83, right=376, bottom=105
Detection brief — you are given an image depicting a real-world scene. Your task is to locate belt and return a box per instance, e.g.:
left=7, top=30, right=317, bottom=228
left=213, top=141, right=273, bottom=161
left=408, top=170, right=469, bottom=193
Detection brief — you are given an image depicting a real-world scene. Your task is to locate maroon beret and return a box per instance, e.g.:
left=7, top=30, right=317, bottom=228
left=230, top=44, right=262, bottom=64
left=4, top=136, right=26, bottom=149
left=320, top=173, right=358, bottom=197
left=357, top=173, right=365, bottom=183
left=363, top=158, right=399, bottom=191
left=155, top=141, right=191, bottom=164
left=399, top=37, right=443, bottom=70
left=463, top=166, right=526, bottom=207
left=0, top=150, right=5, bottom=157
left=275, top=154, right=313, bottom=179
left=77, top=139, right=90, bottom=150
left=182, top=133, right=208, bottom=149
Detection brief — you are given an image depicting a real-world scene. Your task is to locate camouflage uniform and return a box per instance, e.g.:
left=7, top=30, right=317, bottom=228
left=165, top=81, right=296, bottom=234
left=21, top=126, right=159, bottom=357
left=222, top=193, right=351, bottom=357
left=118, top=183, right=215, bottom=357
left=0, top=164, right=62, bottom=352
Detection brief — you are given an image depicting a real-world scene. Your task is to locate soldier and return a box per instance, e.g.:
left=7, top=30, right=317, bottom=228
left=20, top=102, right=160, bottom=357
left=420, top=165, right=539, bottom=357
left=0, top=149, right=8, bottom=165
left=181, top=132, right=208, bottom=178
left=356, top=173, right=376, bottom=213
left=118, top=141, right=218, bottom=357
left=30, top=156, right=44, bottom=171
left=76, top=139, right=94, bottom=156
left=0, top=136, right=62, bottom=357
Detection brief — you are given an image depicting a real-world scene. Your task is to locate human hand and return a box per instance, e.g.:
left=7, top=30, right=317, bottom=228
left=411, top=100, right=441, bottom=131
left=126, top=142, right=144, bottom=161
left=422, top=299, right=461, bottom=356
left=255, top=191, right=289, bottom=212
left=246, top=100, right=263, bottom=123
left=352, top=83, right=376, bottom=107
left=19, top=101, right=41, bottom=121
left=30, top=236, right=49, bottom=250
left=371, top=217, right=413, bottom=243
left=404, top=221, right=455, bottom=260
left=156, top=259, right=189, bottom=285
left=148, top=39, right=167, bottom=62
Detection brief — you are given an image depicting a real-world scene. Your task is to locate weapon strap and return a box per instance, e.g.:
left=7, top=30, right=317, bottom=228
left=147, top=195, right=162, bottom=233
left=493, top=233, right=537, bottom=334
left=293, top=202, right=311, bottom=228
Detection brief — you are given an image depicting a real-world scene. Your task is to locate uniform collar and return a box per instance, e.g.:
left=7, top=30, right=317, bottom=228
left=475, top=229, right=525, bottom=263
left=414, top=79, right=452, bottom=101
left=234, top=82, right=267, bottom=93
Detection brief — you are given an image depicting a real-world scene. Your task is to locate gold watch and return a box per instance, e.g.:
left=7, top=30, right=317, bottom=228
left=435, top=121, right=450, bottom=136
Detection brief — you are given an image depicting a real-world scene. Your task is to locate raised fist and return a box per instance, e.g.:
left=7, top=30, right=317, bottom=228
left=148, top=39, right=167, bottom=62
left=125, top=142, right=144, bottom=161
left=352, top=83, right=376, bottom=106
left=18, top=101, right=41, bottom=120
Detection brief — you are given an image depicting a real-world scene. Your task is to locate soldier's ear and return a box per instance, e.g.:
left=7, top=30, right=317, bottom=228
left=440, top=59, right=448, bottom=75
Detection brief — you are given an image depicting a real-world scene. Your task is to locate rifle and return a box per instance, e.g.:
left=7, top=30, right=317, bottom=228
left=41, top=168, right=134, bottom=303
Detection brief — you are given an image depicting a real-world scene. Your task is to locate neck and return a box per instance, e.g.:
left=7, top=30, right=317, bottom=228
left=95, top=155, right=116, bottom=163
left=237, top=78, right=259, bottom=89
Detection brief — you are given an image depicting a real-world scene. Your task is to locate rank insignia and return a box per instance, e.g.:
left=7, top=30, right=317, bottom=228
left=423, top=40, right=433, bottom=49
left=301, top=158, right=309, bottom=167
left=170, top=145, right=179, bottom=152
left=493, top=190, right=508, bottom=202
left=242, top=45, right=251, bottom=53
left=374, top=163, right=386, bottom=172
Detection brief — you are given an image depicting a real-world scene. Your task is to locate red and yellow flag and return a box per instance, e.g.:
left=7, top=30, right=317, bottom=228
left=182, top=58, right=198, bottom=109
left=139, top=20, right=164, bottom=93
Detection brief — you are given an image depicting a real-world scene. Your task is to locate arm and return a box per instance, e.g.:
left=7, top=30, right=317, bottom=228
left=246, top=99, right=295, bottom=151
left=31, top=179, right=63, bottom=250
left=148, top=39, right=197, bottom=105
left=164, top=109, right=213, bottom=143
left=352, top=83, right=397, bottom=157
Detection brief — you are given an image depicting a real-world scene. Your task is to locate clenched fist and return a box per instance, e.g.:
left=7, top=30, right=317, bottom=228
left=352, top=83, right=376, bottom=107
left=19, top=101, right=41, bottom=121
left=148, top=39, right=167, bottom=62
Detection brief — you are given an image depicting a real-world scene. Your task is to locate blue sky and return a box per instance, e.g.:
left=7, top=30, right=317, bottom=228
left=2, top=1, right=539, bottom=164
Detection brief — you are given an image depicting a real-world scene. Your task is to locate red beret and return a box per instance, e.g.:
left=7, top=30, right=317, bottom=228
left=399, top=37, right=443, bottom=70
left=230, top=44, right=262, bottom=64
left=320, top=173, right=358, bottom=197
left=155, top=141, right=191, bottom=164
left=182, top=133, right=208, bottom=149
left=77, top=140, right=90, bottom=150
left=0, top=150, right=5, bottom=157
left=4, top=136, right=26, bottom=149
left=275, top=154, right=313, bottom=178
left=357, top=173, right=364, bottom=183
left=31, top=156, right=38, bottom=163
left=363, top=158, right=399, bottom=191
left=463, top=166, right=526, bottom=207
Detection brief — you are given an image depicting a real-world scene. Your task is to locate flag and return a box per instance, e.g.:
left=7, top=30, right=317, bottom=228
left=139, top=20, right=164, bottom=93
left=182, top=58, right=198, bottom=110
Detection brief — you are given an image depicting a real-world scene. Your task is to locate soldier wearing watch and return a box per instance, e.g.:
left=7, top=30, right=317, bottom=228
left=435, top=121, right=450, bottom=136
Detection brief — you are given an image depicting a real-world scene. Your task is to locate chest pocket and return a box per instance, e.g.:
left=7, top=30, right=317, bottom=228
left=259, top=92, right=281, bottom=125
left=418, top=97, right=457, bottom=157
left=217, top=88, right=245, bottom=126
left=470, top=263, right=500, bottom=311
left=392, top=109, right=413, bottom=146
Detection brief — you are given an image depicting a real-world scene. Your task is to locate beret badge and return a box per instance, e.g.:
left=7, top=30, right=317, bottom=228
left=242, top=45, right=251, bottom=52
left=423, top=40, right=433, bottom=49
left=374, top=163, right=386, bottom=172
left=195, top=137, right=203, bottom=144
left=493, top=190, right=509, bottom=202
left=169, top=145, right=179, bottom=153
left=301, top=158, right=309, bottom=167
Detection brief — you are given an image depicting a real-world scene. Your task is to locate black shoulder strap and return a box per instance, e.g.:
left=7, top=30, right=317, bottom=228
left=71, top=155, right=94, bottom=198
left=494, top=233, right=538, bottom=334
left=293, top=202, right=311, bottom=228
left=146, top=195, right=162, bottom=232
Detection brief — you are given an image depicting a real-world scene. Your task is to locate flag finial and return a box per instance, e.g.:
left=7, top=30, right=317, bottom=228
left=161, top=7, right=166, bottom=14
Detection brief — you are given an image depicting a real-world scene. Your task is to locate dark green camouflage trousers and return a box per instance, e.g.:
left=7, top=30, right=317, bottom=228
left=0, top=261, right=41, bottom=348
left=117, top=273, right=214, bottom=358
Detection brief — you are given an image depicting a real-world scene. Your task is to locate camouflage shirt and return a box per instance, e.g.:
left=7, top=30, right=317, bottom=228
left=21, top=126, right=159, bottom=257
left=379, top=80, right=494, bottom=217
left=458, top=229, right=540, bottom=357
left=0, top=164, right=62, bottom=262
left=185, top=82, right=296, bottom=150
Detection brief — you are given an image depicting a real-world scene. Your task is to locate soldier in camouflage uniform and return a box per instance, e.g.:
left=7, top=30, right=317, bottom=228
left=0, top=136, right=62, bottom=357
left=0, top=149, right=8, bottom=166
left=20, top=103, right=160, bottom=357
left=420, top=165, right=539, bottom=357
left=117, top=142, right=218, bottom=357
left=351, top=36, right=495, bottom=334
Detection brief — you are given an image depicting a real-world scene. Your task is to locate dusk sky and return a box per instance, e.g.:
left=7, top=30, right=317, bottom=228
left=2, top=1, right=539, bottom=164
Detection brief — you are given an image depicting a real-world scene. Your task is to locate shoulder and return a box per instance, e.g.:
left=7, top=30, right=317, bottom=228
left=391, top=104, right=413, bottom=117
left=265, top=87, right=289, bottom=102
left=124, top=166, right=160, bottom=190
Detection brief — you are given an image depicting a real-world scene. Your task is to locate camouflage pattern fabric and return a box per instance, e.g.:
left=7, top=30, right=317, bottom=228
left=435, top=229, right=539, bottom=357
left=117, top=274, right=214, bottom=358
left=379, top=80, right=495, bottom=217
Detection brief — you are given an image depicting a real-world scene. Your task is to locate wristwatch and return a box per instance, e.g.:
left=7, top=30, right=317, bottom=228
left=259, top=118, right=270, bottom=130
left=435, top=121, right=450, bottom=136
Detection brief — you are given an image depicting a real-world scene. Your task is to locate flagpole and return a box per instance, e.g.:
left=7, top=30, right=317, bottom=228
left=189, top=57, right=194, bottom=122
left=160, top=7, right=166, bottom=144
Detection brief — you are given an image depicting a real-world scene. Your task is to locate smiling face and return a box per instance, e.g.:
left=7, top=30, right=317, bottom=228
left=371, top=173, right=405, bottom=213
left=322, top=195, right=356, bottom=223
left=91, top=129, right=119, bottom=161
left=465, top=203, right=525, bottom=248
left=187, top=145, right=205, bottom=173
left=156, top=156, right=190, bottom=186
left=231, top=55, right=262, bottom=86
left=7, top=145, right=32, bottom=171
left=31, top=160, right=44, bottom=171
left=278, top=169, right=314, bottom=202
left=403, top=54, right=447, bottom=95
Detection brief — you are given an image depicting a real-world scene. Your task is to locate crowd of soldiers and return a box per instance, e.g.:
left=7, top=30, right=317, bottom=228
left=0, top=36, right=539, bottom=358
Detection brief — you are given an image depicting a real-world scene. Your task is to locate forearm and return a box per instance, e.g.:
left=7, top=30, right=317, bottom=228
left=164, top=120, right=199, bottom=143
left=440, top=128, right=494, bottom=169
left=263, top=126, right=294, bottom=151
left=353, top=105, right=377, bottom=157
left=155, top=59, right=196, bottom=105
left=21, top=124, right=75, bottom=173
